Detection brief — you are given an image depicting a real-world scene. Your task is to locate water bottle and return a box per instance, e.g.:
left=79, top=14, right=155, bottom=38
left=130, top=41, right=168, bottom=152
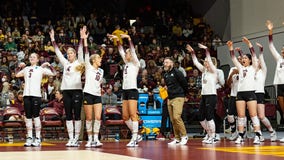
left=115, top=133, right=120, bottom=142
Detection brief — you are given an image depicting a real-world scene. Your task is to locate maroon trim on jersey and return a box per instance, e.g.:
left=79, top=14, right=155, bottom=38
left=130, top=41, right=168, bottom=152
left=269, top=34, right=273, bottom=42
left=230, top=50, right=235, bottom=57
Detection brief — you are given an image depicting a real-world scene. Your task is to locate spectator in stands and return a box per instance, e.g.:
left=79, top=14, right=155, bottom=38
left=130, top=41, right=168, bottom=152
left=4, top=37, right=17, bottom=52
left=102, top=85, right=118, bottom=105
left=44, top=90, right=64, bottom=120
left=212, top=35, right=222, bottom=51
left=111, top=25, right=127, bottom=46
left=174, top=61, right=187, bottom=77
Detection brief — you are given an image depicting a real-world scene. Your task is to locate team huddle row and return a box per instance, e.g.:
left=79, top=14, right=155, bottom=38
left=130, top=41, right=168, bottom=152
left=185, top=20, right=284, bottom=145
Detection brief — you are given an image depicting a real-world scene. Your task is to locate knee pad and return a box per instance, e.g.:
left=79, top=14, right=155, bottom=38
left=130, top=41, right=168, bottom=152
left=251, top=116, right=260, bottom=127
left=237, top=117, right=246, bottom=126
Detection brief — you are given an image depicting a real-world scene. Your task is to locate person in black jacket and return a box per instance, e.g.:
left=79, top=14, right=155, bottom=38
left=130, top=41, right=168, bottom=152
left=163, top=57, right=188, bottom=145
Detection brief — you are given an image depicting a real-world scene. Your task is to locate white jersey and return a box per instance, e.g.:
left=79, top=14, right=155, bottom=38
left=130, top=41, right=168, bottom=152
left=268, top=39, right=284, bottom=85
left=83, top=53, right=104, bottom=96
left=228, top=67, right=239, bottom=97
left=216, top=69, right=225, bottom=89
left=201, top=70, right=217, bottom=95
left=54, top=42, right=83, bottom=90
left=192, top=52, right=217, bottom=95
left=238, top=65, right=256, bottom=92
left=122, top=62, right=139, bottom=90
left=118, top=40, right=140, bottom=90
left=255, top=54, right=267, bottom=93
left=18, top=66, right=54, bottom=97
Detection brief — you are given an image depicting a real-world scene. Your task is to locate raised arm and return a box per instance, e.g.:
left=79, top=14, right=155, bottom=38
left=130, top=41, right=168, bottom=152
left=198, top=43, right=216, bottom=73
left=77, top=26, right=86, bottom=63
left=242, top=37, right=258, bottom=69
left=49, top=29, right=68, bottom=65
left=120, top=34, right=140, bottom=66
left=185, top=44, right=204, bottom=72
left=227, top=40, right=242, bottom=70
left=266, top=20, right=282, bottom=61
left=256, top=42, right=267, bottom=74
left=107, top=34, right=126, bottom=63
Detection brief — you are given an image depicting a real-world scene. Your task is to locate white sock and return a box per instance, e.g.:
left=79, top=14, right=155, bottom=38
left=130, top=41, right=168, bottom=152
left=261, top=117, right=274, bottom=132
left=85, top=120, right=92, bottom=141
left=125, top=119, right=133, bottom=131
left=74, top=120, right=81, bottom=140
left=132, top=121, right=138, bottom=140
left=25, top=118, right=33, bottom=138
left=66, top=120, right=74, bottom=140
left=34, top=117, right=41, bottom=139
left=93, top=120, right=101, bottom=141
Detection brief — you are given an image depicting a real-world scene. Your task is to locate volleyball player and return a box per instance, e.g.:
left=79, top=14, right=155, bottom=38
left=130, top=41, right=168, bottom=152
left=16, top=53, right=56, bottom=147
left=81, top=26, right=104, bottom=147
left=254, top=42, right=277, bottom=142
left=186, top=43, right=217, bottom=144
left=227, top=37, right=262, bottom=145
left=49, top=29, right=84, bottom=147
left=107, top=33, right=142, bottom=147
left=266, top=20, right=284, bottom=142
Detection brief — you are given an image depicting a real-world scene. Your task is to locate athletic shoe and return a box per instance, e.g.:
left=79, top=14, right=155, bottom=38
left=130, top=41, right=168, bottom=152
left=253, top=136, right=260, bottom=144
left=180, top=136, right=188, bottom=145
left=24, top=137, right=33, bottom=147
left=215, top=134, right=221, bottom=141
left=270, top=130, right=277, bottom=142
left=137, top=134, right=143, bottom=142
left=235, top=136, right=244, bottom=144
left=156, top=133, right=166, bottom=141
left=31, top=137, right=41, bottom=147
left=204, top=137, right=216, bottom=144
left=66, top=139, right=73, bottom=147
left=279, top=137, right=284, bottom=143
left=203, top=134, right=209, bottom=140
left=92, top=140, right=103, bottom=147
left=229, top=131, right=238, bottom=141
left=126, top=139, right=138, bottom=147
left=259, top=135, right=265, bottom=142
left=71, top=138, right=80, bottom=147
left=85, top=140, right=92, bottom=148
left=168, top=139, right=180, bottom=145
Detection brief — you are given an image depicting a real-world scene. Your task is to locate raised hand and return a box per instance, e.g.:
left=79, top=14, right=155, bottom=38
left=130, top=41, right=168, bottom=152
left=242, top=37, right=250, bottom=45
left=235, top=47, right=241, bottom=52
left=120, top=34, right=130, bottom=40
left=198, top=43, right=207, bottom=49
left=80, top=26, right=89, bottom=39
left=256, top=42, right=263, bottom=53
left=266, top=20, right=273, bottom=31
left=107, top=34, right=118, bottom=40
left=185, top=44, right=194, bottom=52
left=226, top=41, right=233, bottom=48
left=49, top=29, right=55, bottom=40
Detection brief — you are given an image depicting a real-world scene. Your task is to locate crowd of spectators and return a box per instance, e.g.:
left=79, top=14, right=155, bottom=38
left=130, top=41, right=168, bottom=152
left=0, top=1, right=224, bottom=112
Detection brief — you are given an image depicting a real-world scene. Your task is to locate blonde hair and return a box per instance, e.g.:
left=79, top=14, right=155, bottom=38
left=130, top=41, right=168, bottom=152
left=89, top=54, right=101, bottom=65
left=67, top=47, right=76, bottom=54
left=75, top=63, right=85, bottom=74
